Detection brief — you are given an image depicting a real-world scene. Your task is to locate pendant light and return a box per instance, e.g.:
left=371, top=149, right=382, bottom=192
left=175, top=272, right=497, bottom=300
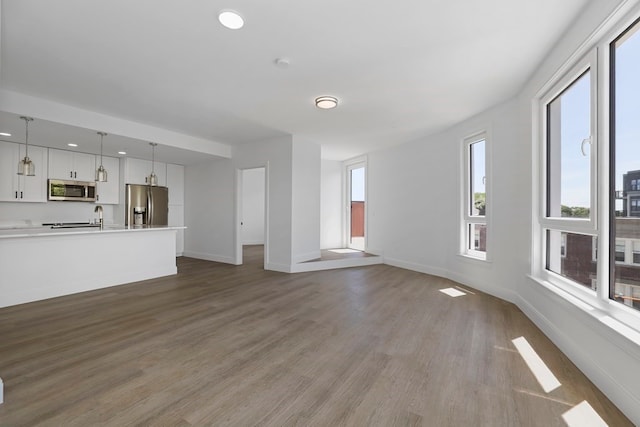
left=17, top=116, right=35, bottom=176
left=148, top=142, right=158, bottom=186
left=96, top=131, right=108, bottom=182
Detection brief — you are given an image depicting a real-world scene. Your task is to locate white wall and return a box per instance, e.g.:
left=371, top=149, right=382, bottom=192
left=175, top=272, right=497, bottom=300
left=183, top=158, right=236, bottom=264
left=364, top=0, right=640, bottom=422
left=0, top=89, right=232, bottom=159
left=241, top=168, right=265, bottom=245
left=515, top=0, right=640, bottom=422
left=320, top=159, right=342, bottom=249
left=185, top=135, right=324, bottom=271
left=291, top=138, right=321, bottom=263
left=233, top=136, right=294, bottom=270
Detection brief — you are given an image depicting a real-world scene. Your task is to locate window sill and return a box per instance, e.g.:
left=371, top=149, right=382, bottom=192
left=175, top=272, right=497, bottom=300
left=459, top=253, right=491, bottom=264
left=527, top=274, right=640, bottom=353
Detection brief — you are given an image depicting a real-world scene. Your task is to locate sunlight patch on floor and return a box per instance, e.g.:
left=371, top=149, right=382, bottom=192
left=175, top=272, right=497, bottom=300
left=562, top=401, right=608, bottom=427
left=512, top=336, right=561, bottom=393
left=439, top=288, right=466, bottom=297
left=329, top=248, right=361, bottom=254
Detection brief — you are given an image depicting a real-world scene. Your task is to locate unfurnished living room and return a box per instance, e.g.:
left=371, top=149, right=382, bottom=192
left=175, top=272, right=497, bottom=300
left=1, top=1, right=640, bottom=426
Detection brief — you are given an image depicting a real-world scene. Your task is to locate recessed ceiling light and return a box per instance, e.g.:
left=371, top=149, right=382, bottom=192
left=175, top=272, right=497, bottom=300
left=118, top=151, right=127, bottom=155
left=0, top=132, right=11, bottom=136
left=218, top=10, right=244, bottom=29
left=67, top=143, right=78, bottom=147
left=315, top=96, right=338, bottom=109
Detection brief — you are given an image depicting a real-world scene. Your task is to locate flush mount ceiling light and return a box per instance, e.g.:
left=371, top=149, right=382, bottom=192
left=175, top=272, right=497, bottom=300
left=218, top=10, right=244, bottom=29
left=17, top=116, right=35, bottom=176
left=0, top=132, right=11, bottom=137
left=96, top=131, right=108, bottom=182
left=67, top=143, right=78, bottom=147
left=315, top=96, right=338, bottom=109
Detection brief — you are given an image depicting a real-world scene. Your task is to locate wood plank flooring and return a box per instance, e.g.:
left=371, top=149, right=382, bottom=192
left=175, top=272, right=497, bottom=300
left=0, top=246, right=632, bottom=426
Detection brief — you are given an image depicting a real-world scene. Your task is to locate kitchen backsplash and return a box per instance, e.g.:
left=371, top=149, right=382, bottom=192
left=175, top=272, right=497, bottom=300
left=0, top=202, right=116, bottom=228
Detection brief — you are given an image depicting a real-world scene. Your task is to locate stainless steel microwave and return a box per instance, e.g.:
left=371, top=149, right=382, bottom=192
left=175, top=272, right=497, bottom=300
left=48, top=179, right=96, bottom=202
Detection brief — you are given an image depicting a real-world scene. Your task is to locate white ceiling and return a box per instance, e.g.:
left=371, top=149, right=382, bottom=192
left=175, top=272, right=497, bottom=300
left=0, top=0, right=591, bottom=162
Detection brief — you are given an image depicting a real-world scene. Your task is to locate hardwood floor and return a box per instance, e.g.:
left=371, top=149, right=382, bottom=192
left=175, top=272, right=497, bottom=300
left=0, top=246, right=632, bottom=426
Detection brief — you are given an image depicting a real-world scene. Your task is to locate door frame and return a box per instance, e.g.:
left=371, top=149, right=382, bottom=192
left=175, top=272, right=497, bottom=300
left=234, top=164, right=269, bottom=268
left=344, top=156, right=367, bottom=250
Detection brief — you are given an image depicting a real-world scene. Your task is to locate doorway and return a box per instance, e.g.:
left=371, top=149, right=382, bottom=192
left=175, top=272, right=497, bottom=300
left=347, top=161, right=365, bottom=251
left=235, top=166, right=267, bottom=267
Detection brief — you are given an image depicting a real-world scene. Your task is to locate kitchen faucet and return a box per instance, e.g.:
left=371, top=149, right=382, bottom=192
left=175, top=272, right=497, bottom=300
left=94, top=205, right=103, bottom=229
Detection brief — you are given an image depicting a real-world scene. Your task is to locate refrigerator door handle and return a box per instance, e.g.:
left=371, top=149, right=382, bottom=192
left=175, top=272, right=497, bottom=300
left=147, top=187, right=153, bottom=225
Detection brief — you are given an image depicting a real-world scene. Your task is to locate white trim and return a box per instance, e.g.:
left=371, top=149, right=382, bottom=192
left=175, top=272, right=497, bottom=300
left=531, top=0, right=640, bottom=342
left=461, top=130, right=491, bottom=260
left=234, top=164, right=270, bottom=268
left=292, top=250, right=322, bottom=264
left=183, top=251, right=237, bottom=265
left=344, top=155, right=367, bottom=251
left=538, top=51, right=598, bottom=233
left=516, top=282, right=640, bottom=424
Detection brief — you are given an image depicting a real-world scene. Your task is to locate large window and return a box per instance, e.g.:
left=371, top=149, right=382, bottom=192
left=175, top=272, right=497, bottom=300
left=462, top=133, right=488, bottom=259
left=541, top=57, right=597, bottom=293
left=611, top=19, right=640, bottom=310
left=536, top=15, right=640, bottom=324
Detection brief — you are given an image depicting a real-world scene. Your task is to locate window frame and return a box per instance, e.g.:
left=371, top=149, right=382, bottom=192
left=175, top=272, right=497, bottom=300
left=461, top=131, right=490, bottom=260
left=532, top=5, right=640, bottom=333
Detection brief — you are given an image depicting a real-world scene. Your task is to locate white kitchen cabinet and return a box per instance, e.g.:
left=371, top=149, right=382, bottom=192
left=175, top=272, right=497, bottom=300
left=124, top=158, right=166, bottom=186
left=166, top=163, right=184, bottom=205
left=48, top=149, right=95, bottom=181
left=0, top=141, right=48, bottom=202
left=168, top=204, right=184, bottom=256
left=95, top=156, right=120, bottom=204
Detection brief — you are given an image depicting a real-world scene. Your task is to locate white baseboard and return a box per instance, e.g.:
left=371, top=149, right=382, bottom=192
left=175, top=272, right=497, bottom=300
left=516, top=289, right=640, bottom=424
left=265, top=262, right=292, bottom=273
left=290, top=255, right=383, bottom=273
left=383, top=257, right=448, bottom=279
left=182, top=251, right=237, bottom=265
left=293, top=250, right=322, bottom=264
left=445, top=270, right=516, bottom=303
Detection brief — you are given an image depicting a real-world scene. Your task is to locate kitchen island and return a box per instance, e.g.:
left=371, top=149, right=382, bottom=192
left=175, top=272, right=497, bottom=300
left=0, top=225, right=185, bottom=308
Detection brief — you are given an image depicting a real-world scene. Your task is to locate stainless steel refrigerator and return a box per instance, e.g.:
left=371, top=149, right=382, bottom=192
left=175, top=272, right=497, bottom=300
left=125, top=184, right=169, bottom=226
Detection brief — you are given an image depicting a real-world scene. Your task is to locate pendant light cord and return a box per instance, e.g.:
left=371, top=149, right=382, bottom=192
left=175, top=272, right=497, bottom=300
left=99, top=132, right=105, bottom=165
left=20, top=116, right=34, bottom=158
left=24, top=118, right=30, bottom=157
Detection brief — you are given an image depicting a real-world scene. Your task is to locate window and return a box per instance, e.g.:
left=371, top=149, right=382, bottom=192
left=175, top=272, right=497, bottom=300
left=540, top=54, right=597, bottom=293
left=611, top=19, right=640, bottom=310
left=535, top=14, right=640, bottom=325
left=462, top=133, right=488, bottom=259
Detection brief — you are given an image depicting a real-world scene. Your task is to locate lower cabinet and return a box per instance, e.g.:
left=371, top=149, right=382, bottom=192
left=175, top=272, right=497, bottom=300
left=168, top=204, right=184, bottom=255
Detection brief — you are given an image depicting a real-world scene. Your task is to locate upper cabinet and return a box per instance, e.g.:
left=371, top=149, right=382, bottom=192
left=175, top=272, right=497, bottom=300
left=48, top=149, right=95, bottom=181
left=166, top=163, right=184, bottom=205
left=124, top=158, right=167, bottom=187
left=95, top=156, right=120, bottom=204
left=0, top=141, right=48, bottom=202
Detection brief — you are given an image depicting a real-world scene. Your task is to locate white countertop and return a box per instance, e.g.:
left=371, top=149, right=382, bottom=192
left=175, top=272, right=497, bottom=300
left=0, top=225, right=185, bottom=239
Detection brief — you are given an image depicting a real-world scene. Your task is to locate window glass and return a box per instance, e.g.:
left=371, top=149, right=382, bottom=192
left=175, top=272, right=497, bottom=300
left=546, top=71, right=591, bottom=219
left=470, top=140, right=486, bottom=217
left=463, top=135, right=487, bottom=259
left=546, top=230, right=597, bottom=290
left=468, top=223, right=487, bottom=252
left=615, top=240, right=626, bottom=263
left=612, top=20, right=640, bottom=311
left=633, top=241, right=640, bottom=265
